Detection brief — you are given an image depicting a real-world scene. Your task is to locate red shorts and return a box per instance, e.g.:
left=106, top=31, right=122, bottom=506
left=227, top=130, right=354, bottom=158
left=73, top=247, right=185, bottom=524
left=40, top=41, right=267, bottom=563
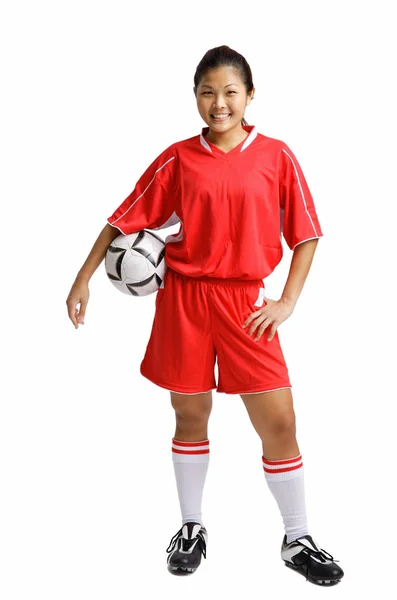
left=140, top=268, right=292, bottom=395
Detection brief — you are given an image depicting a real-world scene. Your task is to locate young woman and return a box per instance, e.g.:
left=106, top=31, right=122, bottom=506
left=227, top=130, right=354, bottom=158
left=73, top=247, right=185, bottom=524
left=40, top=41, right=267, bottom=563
left=66, top=45, right=344, bottom=586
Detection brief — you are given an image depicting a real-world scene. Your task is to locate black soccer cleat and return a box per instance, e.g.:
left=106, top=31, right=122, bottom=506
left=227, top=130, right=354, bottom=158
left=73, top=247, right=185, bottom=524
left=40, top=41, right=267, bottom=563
left=281, top=534, right=344, bottom=586
left=166, top=522, right=207, bottom=575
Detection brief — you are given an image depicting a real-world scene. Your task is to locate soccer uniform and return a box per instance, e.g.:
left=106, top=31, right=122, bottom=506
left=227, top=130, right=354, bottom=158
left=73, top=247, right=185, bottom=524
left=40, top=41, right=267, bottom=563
left=107, top=125, right=323, bottom=394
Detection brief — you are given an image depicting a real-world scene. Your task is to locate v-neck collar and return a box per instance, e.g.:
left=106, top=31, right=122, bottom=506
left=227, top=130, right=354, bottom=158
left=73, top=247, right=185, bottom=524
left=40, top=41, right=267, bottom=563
left=199, top=124, right=257, bottom=156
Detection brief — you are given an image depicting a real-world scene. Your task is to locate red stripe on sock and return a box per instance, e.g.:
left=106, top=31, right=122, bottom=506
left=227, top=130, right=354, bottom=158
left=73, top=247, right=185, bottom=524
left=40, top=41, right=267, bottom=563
left=172, top=448, right=210, bottom=455
left=262, top=454, right=301, bottom=466
left=263, top=462, right=302, bottom=474
left=172, top=439, right=209, bottom=447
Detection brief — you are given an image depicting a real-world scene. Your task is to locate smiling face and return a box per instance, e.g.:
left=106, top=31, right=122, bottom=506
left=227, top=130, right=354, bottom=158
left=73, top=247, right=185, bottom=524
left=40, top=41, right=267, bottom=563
left=195, top=65, right=254, bottom=134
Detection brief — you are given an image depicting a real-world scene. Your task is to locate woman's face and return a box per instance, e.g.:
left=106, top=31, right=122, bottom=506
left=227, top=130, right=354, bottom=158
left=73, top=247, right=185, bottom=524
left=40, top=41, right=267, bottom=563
left=195, top=65, right=254, bottom=132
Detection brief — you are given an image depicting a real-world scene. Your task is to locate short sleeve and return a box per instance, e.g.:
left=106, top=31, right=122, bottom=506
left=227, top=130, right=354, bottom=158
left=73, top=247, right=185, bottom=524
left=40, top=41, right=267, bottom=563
left=107, top=145, right=180, bottom=235
left=279, top=144, right=323, bottom=250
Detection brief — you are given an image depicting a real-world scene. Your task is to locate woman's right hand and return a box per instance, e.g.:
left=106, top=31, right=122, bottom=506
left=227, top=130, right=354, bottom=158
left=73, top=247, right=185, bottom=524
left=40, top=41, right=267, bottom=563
left=66, top=278, right=90, bottom=329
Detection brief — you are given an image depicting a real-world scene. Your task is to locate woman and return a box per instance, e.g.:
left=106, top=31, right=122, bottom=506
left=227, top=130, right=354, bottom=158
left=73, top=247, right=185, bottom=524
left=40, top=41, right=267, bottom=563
left=66, top=45, right=344, bottom=586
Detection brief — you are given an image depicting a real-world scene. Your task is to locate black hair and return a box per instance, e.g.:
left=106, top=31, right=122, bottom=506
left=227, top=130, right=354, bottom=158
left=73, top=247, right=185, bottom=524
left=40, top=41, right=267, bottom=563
left=193, top=45, right=254, bottom=126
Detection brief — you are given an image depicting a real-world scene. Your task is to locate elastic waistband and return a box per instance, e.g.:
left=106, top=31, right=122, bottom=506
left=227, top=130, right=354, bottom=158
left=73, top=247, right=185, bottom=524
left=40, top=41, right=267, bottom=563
left=166, top=268, right=263, bottom=288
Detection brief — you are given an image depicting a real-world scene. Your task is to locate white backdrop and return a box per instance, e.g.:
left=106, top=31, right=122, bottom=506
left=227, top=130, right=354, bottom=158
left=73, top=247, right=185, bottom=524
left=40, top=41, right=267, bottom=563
left=1, top=0, right=396, bottom=598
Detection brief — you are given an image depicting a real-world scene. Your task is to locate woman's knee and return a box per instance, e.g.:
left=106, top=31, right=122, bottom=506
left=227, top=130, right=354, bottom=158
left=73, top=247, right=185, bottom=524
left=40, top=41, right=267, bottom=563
left=241, top=389, right=296, bottom=439
left=267, top=409, right=296, bottom=437
left=170, top=391, right=212, bottom=423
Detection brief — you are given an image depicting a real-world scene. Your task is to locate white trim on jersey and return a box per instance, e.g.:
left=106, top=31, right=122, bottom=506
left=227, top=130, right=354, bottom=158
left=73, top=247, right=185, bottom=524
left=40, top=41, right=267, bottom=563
left=200, top=134, right=212, bottom=152
left=200, top=125, right=257, bottom=153
left=282, top=149, right=320, bottom=237
left=293, top=236, right=321, bottom=250
left=152, top=211, right=181, bottom=230
left=107, top=221, right=126, bottom=235
left=241, top=127, right=257, bottom=151
left=111, top=156, right=175, bottom=226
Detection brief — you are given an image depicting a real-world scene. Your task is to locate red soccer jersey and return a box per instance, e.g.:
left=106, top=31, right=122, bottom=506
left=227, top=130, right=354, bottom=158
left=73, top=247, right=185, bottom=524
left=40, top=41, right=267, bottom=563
left=107, top=124, right=323, bottom=280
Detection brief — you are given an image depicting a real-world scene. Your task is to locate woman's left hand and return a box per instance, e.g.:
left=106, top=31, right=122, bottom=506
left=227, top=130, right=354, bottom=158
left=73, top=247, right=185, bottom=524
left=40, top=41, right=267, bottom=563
left=242, top=296, right=296, bottom=342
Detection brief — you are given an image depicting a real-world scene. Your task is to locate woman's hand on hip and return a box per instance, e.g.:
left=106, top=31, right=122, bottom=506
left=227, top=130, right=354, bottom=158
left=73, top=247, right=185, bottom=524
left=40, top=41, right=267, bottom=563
left=242, top=296, right=296, bottom=342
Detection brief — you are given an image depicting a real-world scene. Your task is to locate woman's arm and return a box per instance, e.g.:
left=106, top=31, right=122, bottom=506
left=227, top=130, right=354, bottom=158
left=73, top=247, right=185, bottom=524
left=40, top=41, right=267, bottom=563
left=75, top=223, right=121, bottom=283
left=280, top=239, right=319, bottom=307
left=66, top=223, right=121, bottom=328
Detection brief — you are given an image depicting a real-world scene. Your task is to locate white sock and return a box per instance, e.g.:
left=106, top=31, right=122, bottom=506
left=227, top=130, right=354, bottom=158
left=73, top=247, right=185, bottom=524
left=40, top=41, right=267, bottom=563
left=263, top=453, right=308, bottom=543
left=172, top=438, right=210, bottom=526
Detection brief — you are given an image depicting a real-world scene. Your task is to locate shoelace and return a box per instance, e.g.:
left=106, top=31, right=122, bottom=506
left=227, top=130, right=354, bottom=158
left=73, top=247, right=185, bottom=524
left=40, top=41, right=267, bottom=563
left=297, top=545, right=339, bottom=581
left=166, top=526, right=207, bottom=559
left=302, top=546, right=336, bottom=562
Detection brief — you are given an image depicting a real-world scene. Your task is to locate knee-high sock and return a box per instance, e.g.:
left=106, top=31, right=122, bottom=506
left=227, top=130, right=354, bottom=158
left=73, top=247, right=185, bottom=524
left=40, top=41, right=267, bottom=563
left=263, top=454, right=308, bottom=543
left=172, top=438, right=210, bottom=526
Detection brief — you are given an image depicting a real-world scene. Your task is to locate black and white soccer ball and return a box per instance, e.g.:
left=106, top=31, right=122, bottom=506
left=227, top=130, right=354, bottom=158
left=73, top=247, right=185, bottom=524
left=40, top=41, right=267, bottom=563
left=105, top=230, right=166, bottom=296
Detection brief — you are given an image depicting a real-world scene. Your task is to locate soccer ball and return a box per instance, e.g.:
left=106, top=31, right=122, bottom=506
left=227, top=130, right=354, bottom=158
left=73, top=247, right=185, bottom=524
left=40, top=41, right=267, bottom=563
left=105, top=230, right=167, bottom=296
